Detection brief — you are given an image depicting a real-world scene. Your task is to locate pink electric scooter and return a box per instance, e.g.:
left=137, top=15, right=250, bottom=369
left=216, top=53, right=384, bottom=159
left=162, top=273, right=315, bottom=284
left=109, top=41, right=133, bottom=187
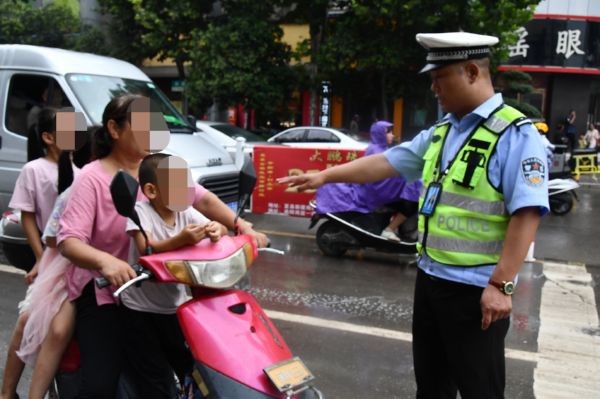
left=97, top=163, right=322, bottom=399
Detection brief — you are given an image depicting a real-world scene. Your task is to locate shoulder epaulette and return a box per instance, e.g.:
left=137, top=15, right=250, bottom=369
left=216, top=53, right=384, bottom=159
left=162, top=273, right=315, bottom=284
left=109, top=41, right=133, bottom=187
left=514, top=117, right=532, bottom=127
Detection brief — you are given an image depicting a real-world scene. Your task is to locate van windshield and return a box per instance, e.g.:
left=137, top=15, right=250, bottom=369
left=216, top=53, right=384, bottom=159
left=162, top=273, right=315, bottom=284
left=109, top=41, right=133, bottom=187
left=66, top=74, right=192, bottom=132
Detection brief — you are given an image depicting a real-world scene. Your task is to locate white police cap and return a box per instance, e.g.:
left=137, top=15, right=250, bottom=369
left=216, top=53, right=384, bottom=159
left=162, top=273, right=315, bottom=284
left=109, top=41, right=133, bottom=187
left=416, top=32, right=499, bottom=74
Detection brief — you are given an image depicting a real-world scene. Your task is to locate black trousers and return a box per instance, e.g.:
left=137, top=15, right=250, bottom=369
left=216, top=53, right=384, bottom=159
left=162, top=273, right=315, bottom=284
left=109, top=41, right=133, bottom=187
left=412, top=269, right=509, bottom=399
left=74, top=283, right=123, bottom=399
left=120, top=304, right=194, bottom=399
left=566, top=133, right=576, bottom=152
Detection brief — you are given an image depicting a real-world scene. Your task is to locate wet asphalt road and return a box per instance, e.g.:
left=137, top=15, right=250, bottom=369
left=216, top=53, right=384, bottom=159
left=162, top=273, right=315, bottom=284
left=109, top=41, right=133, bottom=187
left=0, top=181, right=599, bottom=398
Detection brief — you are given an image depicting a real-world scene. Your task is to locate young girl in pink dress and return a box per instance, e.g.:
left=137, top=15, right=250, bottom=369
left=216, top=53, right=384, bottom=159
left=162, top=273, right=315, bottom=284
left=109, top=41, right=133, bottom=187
left=18, top=137, right=91, bottom=399
left=1, top=108, right=61, bottom=399
left=0, top=109, right=87, bottom=399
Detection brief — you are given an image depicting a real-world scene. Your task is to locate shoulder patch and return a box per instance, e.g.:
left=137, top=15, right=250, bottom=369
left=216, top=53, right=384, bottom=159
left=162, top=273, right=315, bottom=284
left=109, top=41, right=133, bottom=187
left=521, top=157, right=546, bottom=187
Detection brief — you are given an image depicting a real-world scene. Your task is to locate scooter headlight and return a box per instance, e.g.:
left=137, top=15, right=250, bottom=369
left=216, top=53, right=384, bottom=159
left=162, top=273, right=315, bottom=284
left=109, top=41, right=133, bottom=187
left=165, top=243, right=255, bottom=288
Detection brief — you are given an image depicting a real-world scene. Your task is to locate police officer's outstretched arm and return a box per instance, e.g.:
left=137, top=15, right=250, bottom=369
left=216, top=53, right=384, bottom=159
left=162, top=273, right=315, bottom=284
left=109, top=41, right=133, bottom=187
left=480, top=207, right=541, bottom=330
left=277, top=153, right=398, bottom=191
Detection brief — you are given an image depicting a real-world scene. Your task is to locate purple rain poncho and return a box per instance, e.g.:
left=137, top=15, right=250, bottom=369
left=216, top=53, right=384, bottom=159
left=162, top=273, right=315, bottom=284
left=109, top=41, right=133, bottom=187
left=316, top=121, right=422, bottom=214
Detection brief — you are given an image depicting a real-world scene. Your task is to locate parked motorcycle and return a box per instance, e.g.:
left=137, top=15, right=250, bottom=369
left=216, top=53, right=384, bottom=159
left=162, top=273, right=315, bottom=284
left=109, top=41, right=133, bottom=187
left=548, top=178, right=579, bottom=215
left=51, top=162, right=322, bottom=399
left=548, top=144, right=579, bottom=215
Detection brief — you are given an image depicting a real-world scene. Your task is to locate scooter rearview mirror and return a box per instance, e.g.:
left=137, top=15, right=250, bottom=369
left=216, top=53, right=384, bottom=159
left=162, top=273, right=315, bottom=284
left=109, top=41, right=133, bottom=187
left=110, top=171, right=153, bottom=255
left=110, top=171, right=139, bottom=219
left=239, top=157, right=257, bottom=197
left=234, top=157, right=257, bottom=227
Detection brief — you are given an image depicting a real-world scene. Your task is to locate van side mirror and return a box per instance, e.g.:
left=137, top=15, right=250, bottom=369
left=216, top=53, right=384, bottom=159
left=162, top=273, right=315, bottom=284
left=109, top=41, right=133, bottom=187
left=187, top=114, right=198, bottom=128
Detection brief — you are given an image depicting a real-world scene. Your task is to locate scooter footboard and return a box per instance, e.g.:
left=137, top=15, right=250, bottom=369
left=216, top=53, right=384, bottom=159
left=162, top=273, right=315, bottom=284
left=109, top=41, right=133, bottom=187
left=177, top=290, right=293, bottom=396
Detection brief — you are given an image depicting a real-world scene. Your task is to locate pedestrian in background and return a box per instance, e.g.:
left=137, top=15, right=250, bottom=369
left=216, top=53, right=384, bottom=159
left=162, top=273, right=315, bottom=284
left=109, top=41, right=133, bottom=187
left=584, top=122, right=599, bottom=149
left=279, top=31, right=548, bottom=398
left=564, top=109, right=577, bottom=152
left=349, top=114, right=360, bottom=137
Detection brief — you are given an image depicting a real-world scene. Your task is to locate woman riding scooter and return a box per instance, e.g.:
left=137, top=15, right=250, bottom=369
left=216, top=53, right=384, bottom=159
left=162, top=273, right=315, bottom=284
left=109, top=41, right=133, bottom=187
left=56, top=94, right=267, bottom=397
left=311, top=121, right=420, bottom=255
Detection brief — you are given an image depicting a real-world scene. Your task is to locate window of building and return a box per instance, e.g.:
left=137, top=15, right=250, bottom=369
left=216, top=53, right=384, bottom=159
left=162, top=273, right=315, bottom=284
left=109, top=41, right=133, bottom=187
left=519, top=88, right=546, bottom=116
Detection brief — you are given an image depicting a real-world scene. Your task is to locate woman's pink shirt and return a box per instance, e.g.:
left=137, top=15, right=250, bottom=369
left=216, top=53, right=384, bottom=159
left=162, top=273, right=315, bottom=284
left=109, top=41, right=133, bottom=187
left=57, top=160, right=207, bottom=306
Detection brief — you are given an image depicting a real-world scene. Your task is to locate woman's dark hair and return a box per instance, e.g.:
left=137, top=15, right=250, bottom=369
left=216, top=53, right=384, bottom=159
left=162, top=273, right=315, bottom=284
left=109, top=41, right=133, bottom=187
left=27, top=107, right=57, bottom=162
left=93, top=94, right=142, bottom=159
left=57, top=129, right=93, bottom=194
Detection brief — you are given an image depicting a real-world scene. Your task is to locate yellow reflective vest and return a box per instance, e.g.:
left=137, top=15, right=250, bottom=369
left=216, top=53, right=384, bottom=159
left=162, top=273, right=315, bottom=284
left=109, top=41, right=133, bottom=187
left=417, top=105, right=530, bottom=266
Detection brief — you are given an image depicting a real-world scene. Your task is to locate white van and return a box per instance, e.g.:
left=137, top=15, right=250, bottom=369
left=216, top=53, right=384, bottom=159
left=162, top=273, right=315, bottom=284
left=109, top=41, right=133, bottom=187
left=0, top=44, right=242, bottom=212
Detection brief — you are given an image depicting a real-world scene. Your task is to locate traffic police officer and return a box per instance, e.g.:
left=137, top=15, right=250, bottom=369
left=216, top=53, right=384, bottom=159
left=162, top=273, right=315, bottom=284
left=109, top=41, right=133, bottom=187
left=278, top=31, right=549, bottom=398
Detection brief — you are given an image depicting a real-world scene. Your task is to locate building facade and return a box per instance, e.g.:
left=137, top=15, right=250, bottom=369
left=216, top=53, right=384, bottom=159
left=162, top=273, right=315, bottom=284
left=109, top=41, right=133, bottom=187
left=499, top=0, right=600, bottom=141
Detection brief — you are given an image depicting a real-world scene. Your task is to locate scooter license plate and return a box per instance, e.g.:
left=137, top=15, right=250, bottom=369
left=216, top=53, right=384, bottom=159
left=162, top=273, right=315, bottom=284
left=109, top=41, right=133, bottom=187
left=264, top=357, right=315, bottom=392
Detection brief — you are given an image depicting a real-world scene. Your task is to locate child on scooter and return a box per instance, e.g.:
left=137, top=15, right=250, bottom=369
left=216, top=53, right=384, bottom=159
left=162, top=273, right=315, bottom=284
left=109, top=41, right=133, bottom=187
left=120, top=152, right=227, bottom=398
left=1, top=109, right=89, bottom=399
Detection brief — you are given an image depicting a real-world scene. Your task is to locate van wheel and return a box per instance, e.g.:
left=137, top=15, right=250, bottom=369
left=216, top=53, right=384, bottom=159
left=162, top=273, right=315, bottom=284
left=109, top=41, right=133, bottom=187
left=550, top=192, right=573, bottom=215
left=316, top=221, right=347, bottom=257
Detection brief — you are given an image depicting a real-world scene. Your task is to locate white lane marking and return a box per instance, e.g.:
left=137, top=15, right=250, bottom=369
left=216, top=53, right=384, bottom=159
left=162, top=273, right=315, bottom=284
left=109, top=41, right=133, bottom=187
left=0, top=263, right=25, bottom=275
left=265, top=309, right=538, bottom=363
left=533, top=261, right=600, bottom=398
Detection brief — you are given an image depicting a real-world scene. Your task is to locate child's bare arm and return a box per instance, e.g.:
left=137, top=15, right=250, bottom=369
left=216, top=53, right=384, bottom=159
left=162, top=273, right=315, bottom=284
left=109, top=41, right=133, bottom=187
left=130, top=224, right=208, bottom=255
left=22, top=211, right=43, bottom=260
left=22, top=211, right=43, bottom=284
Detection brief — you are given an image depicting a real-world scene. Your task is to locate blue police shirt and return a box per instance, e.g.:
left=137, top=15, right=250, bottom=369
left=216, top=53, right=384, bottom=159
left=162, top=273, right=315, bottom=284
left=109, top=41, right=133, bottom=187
left=384, top=93, right=549, bottom=288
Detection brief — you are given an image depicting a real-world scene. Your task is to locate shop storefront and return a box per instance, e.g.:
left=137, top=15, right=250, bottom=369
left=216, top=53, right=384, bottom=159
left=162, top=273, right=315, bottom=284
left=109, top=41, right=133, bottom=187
left=499, top=0, right=600, bottom=141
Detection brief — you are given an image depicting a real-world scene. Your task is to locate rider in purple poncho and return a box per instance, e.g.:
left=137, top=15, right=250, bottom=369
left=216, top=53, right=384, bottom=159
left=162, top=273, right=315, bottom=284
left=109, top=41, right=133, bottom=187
left=315, top=121, right=422, bottom=233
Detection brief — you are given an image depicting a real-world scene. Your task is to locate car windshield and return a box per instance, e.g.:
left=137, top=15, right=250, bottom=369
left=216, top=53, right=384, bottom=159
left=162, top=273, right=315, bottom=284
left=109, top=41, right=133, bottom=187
left=66, top=74, right=192, bottom=133
left=210, top=124, right=264, bottom=142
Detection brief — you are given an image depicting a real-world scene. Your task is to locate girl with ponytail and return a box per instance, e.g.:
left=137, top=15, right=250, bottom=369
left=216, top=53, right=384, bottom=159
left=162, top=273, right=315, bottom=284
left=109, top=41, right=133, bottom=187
left=1, top=110, right=89, bottom=399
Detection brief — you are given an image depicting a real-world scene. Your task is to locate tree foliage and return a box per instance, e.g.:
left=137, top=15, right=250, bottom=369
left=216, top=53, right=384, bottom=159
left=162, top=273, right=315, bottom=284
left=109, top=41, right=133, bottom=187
left=0, top=0, right=108, bottom=55
left=129, top=0, right=213, bottom=77
left=96, top=0, right=150, bottom=64
left=310, top=0, right=539, bottom=118
left=498, top=70, right=541, bottom=117
left=186, top=0, right=293, bottom=118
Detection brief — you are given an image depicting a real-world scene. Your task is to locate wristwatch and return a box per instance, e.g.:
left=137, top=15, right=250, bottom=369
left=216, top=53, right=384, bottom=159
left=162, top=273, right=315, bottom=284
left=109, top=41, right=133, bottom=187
left=488, top=279, right=515, bottom=296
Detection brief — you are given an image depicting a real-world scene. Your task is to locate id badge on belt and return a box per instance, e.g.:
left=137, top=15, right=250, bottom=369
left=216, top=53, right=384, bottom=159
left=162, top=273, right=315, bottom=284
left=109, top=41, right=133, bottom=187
left=419, top=182, right=442, bottom=216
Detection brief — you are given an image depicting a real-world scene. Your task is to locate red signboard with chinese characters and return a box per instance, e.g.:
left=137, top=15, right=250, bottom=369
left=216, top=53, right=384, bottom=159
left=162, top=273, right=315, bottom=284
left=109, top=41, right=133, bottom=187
left=251, top=146, right=365, bottom=217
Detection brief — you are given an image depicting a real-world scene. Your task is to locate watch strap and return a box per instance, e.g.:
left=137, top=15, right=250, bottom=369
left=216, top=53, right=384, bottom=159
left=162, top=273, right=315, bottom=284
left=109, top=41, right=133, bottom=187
left=488, top=279, right=514, bottom=295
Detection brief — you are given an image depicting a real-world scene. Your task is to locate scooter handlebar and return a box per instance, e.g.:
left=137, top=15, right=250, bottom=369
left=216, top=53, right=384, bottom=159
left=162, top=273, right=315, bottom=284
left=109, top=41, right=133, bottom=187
left=95, top=264, right=148, bottom=289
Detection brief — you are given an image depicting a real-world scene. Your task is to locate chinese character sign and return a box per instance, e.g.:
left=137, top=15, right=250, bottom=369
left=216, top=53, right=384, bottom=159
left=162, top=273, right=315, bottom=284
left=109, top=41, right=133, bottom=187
left=556, top=29, right=585, bottom=59
left=508, top=27, right=530, bottom=58
left=320, top=81, right=331, bottom=127
left=251, top=146, right=365, bottom=217
left=504, top=19, right=599, bottom=69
